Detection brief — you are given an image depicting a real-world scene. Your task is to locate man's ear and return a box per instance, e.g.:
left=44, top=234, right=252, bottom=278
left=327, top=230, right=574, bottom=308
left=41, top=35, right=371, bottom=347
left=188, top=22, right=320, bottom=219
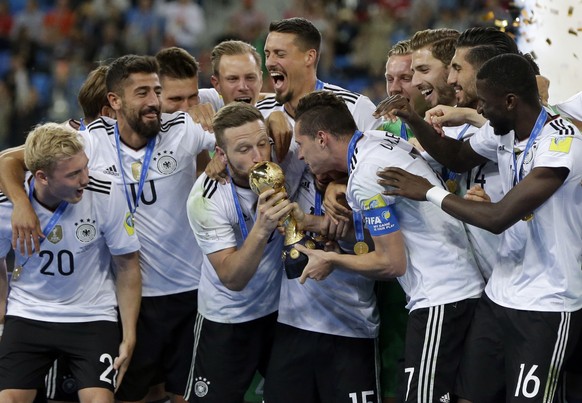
left=317, top=130, right=328, bottom=148
left=506, top=93, right=518, bottom=111
left=35, top=170, right=49, bottom=185
left=108, top=92, right=122, bottom=111
left=215, top=146, right=228, bottom=164
left=210, top=75, right=220, bottom=93
left=305, top=48, right=318, bottom=68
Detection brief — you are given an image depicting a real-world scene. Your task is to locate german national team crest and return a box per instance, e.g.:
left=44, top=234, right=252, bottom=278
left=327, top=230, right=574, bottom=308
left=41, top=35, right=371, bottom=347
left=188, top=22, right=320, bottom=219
left=194, top=377, right=210, bottom=397
left=131, top=161, right=143, bottom=181
left=154, top=150, right=177, bottom=175
left=47, top=225, right=63, bottom=244
left=75, top=219, right=97, bottom=243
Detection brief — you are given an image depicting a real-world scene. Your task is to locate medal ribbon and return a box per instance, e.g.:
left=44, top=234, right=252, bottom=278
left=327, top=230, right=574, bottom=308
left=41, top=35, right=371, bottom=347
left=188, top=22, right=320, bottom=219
left=227, top=167, right=250, bottom=240
left=314, top=189, right=322, bottom=216
left=347, top=130, right=365, bottom=243
left=512, top=108, right=547, bottom=186
left=315, top=79, right=324, bottom=91
left=114, top=123, right=156, bottom=216
left=17, top=178, right=69, bottom=266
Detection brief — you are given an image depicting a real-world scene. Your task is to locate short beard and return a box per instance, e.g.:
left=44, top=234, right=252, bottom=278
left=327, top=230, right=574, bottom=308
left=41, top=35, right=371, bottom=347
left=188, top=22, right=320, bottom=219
left=275, top=89, right=293, bottom=105
left=128, top=114, right=160, bottom=140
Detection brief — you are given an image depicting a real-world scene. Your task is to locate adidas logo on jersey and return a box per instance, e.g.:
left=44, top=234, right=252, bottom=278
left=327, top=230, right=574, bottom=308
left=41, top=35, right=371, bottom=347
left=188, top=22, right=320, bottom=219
left=439, top=393, right=451, bottom=403
left=103, top=165, right=120, bottom=176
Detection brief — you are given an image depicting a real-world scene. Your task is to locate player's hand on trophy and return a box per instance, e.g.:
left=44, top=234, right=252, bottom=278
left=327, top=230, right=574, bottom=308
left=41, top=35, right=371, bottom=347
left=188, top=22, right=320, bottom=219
left=255, top=188, right=293, bottom=236
left=296, top=244, right=335, bottom=284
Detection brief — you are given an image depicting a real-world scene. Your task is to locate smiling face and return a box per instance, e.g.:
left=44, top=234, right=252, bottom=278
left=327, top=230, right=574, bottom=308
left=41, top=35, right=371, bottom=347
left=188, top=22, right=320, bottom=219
left=386, top=54, right=428, bottom=114
left=212, top=53, right=263, bottom=105
left=111, top=72, right=162, bottom=140
left=160, top=75, right=200, bottom=113
left=218, top=119, right=272, bottom=186
left=448, top=47, right=479, bottom=108
left=38, top=151, right=90, bottom=207
left=264, top=31, right=314, bottom=106
left=411, top=47, right=456, bottom=107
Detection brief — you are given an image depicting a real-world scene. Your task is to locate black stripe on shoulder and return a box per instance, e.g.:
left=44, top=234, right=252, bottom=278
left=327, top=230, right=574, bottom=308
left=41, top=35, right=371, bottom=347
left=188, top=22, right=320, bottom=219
left=161, top=113, right=187, bottom=132
left=0, top=193, right=8, bottom=204
left=323, top=85, right=360, bottom=104
left=256, top=97, right=280, bottom=110
left=86, top=176, right=112, bottom=195
left=202, top=176, right=219, bottom=199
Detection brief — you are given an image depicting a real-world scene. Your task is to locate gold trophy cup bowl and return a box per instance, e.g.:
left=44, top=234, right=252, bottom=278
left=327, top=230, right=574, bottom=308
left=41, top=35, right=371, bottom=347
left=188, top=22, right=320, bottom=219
left=249, top=161, right=320, bottom=278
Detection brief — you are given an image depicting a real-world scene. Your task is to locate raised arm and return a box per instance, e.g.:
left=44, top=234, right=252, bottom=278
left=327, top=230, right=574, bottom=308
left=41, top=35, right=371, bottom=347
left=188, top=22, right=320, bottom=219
left=378, top=165, right=568, bottom=234
left=0, top=147, right=43, bottom=255
left=374, top=95, right=488, bottom=172
left=111, top=251, right=141, bottom=390
left=207, top=189, right=294, bottom=291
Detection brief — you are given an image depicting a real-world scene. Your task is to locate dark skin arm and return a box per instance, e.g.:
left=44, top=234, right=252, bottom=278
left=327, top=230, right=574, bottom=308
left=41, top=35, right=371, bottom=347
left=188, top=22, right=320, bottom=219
left=377, top=165, right=569, bottom=234
left=374, top=95, right=489, bottom=172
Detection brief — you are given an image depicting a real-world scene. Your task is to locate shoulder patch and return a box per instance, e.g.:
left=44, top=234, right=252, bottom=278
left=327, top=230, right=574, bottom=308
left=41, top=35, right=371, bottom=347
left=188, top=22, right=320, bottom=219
left=363, top=194, right=387, bottom=210
left=549, top=136, right=573, bottom=153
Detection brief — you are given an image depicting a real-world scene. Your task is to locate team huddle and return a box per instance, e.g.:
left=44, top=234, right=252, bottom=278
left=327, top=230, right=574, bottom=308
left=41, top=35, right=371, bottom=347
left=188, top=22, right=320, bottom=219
left=0, top=16, right=581, bottom=403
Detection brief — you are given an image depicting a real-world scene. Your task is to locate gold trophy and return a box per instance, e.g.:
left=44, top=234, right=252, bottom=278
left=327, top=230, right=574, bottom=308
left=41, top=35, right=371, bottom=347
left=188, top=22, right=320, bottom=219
left=249, top=161, right=321, bottom=279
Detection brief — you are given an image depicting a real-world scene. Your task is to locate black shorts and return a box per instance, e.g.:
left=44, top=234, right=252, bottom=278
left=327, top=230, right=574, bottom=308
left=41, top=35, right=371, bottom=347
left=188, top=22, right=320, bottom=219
left=45, top=358, right=79, bottom=401
left=115, top=289, right=198, bottom=401
left=0, top=316, right=120, bottom=393
left=456, top=294, right=582, bottom=403
left=403, top=298, right=477, bottom=403
left=263, top=323, right=379, bottom=403
left=184, top=311, right=277, bottom=402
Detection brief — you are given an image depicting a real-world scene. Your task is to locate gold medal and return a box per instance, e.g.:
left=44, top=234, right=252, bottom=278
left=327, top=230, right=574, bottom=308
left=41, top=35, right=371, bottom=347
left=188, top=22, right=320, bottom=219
left=289, top=248, right=300, bottom=259
left=305, top=240, right=316, bottom=249
left=522, top=213, right=534, bottom=222
left=12, top=265, right=22, bottom=281
left=446, top=179, right=458, bottom=193
left=131, top=161, right=143, bottom=181
left=354, top=241, right=369, bottom=255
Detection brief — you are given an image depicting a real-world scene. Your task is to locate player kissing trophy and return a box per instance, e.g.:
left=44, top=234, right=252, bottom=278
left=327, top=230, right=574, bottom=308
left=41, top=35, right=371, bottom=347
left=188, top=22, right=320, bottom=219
left=249, top=161, right=322, bottom=279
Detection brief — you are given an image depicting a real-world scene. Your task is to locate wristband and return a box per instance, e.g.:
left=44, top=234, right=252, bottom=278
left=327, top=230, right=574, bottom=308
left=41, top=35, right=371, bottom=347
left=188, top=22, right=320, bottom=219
left=425, top=186, right=450, bottom=209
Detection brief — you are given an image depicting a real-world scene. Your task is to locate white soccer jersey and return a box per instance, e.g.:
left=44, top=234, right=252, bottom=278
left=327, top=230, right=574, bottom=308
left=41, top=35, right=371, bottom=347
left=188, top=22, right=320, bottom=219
left=555, top=91, right=582, bottom=121
left=444, top=124, right=503, bottom=281
left=199, top=88, right=224, bottom=112
left=347, top=130, right=485, bottom=312
left=82, top=112, right=215, bottom=296
left=277, top=169, right=379, bottom=338
left=186, top=173, right=284, bottom=323
left=0, top=172, right=140, bottom=323
left=256, top=81, right=382, bottom=198
left=470, top=117, right=582, bottom=312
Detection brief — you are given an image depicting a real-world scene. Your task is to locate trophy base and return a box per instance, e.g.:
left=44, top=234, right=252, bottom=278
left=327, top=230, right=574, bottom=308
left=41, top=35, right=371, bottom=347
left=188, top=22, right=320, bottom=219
left=283, top=236, right=324, bottom=279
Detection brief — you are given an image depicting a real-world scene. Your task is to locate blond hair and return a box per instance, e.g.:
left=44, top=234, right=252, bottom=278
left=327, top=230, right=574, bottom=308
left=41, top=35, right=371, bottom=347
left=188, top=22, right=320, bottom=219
left=24, top=123, right=85, bottom=174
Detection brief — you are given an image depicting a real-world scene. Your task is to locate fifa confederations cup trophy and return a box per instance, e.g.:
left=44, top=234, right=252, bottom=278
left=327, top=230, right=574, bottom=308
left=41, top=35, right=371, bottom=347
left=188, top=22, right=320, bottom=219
left=248, top=161, right=322, bottom=279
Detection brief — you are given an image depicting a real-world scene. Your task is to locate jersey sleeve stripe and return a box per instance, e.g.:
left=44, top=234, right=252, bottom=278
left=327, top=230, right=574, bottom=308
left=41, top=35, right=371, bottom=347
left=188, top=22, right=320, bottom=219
left=202, top=176, right=218, bottom=199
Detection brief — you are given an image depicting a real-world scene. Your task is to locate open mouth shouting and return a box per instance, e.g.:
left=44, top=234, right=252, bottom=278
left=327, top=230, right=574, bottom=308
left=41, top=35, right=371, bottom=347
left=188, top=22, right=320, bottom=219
left=270, top=70, right=286, bottom=92
left=234, top=96, right=252, bottom=103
